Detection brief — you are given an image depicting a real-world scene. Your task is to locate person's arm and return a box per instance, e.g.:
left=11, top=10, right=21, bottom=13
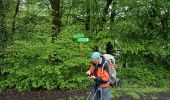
left=86, top=64, right=94, bottom=76
left=94, top=72, right=109, bottom=83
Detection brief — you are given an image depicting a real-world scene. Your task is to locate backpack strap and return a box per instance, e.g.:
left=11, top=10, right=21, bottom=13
left=93, top=56, right=105, bottom=76
left=93, top=64, right=98, bottom=77
left=102, top=61, right=109, bottom=73
left=102, top=61, right=111, bottom=77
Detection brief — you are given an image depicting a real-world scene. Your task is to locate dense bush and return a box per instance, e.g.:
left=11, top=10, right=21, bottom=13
left=117, top=67, right=170, bottom=87
left=0, top=0, right=169, bottom=92
left=0, top=25, right=92, bottom=91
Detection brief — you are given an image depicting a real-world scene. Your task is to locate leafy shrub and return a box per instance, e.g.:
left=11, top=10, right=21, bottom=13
left=118, top=67, right=155, bottom=86
left=0, top=25, right=92, bottom=92
left=117, top=67, right=170, bottom=87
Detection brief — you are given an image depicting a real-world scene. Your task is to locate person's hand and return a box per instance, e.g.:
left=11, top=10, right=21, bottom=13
left=86, top=70, right=91, bottom=76
left=88, top=75, right=96, bottom=80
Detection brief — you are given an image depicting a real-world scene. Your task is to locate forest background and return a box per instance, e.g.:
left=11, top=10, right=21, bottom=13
left=0, top=0, right=170, bottom=99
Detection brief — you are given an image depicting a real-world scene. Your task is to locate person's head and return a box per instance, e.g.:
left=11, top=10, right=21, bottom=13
left=91, top=52, right=101, bottom=64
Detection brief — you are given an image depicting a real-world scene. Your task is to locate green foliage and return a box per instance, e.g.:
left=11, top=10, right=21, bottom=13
left=112, top=86, right=169, bottom=100
left=51, top=25, right=92, bottom=89
left=0, top=41, right=60, bottom=91
left=117, top=67, right=170, bottom=87
left=0, top=25, right=92, bottom=92
left=0, top=0, right=170, bottom=93
left=118, top=67, right=156, bottom=86
left=106, top=0, right=170, bottom=69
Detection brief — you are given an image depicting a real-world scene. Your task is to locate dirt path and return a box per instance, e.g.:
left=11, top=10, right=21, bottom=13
left=0, top=88, right=170, bottom=100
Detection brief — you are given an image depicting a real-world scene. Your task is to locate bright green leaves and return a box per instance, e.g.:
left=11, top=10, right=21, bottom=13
left=0, top=25, right=92, bottom=92
left=117, top=67, right=170, bottom=87
left=119, top=41, right=145, bottom=55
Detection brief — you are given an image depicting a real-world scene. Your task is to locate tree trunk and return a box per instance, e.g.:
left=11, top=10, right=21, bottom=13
left=85, top=0, right=90, bottom=32
left=0, top=0, right=7, bottom=48
left=49, top=0, right=61, bottom=42
left=110, top=4, right=116, bottom=23
left=104, top=0, right=113, bottom=15
left=106, top=41, right=113, bottom=54
left=85, top=8, right=90, bottom=32
left=12, top=0, right=20, bottom=33
left=98, top=0, right=113, bottom=32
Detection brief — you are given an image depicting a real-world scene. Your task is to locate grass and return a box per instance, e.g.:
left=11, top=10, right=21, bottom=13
left=68, top=80, right=170, bottom=100
left=111, top=80, right=170, bottom=99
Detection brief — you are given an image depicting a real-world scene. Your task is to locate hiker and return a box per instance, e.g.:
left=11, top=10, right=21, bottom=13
left=86, top=52, right=112, bottom=100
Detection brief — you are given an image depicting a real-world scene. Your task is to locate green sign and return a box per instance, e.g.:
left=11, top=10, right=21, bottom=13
left=73, top=34, right=89, bottom=43
left=77, top=38, right=89, bottom=42
left=73, top=34, right=85, bottom=39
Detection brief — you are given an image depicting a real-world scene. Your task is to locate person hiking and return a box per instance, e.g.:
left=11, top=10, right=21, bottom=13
left=86, top=52, right=112, bottom=100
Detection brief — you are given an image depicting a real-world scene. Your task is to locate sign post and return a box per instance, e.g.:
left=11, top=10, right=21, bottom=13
left=73, top=34, right=89, bottom=74
left=73, top=34, right=89, bottom=50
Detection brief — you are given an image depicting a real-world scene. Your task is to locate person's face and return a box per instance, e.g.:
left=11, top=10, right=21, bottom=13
left=91, top=58, right=99, bottom=64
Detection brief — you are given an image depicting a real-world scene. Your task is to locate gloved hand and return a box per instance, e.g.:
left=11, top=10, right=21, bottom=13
left=88, top=75, right=96, bottom=80
left=86, top=70, right=91, bottom=76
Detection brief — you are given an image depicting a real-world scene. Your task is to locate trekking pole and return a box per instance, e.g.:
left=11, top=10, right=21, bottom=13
left=100, top=88, right=102, bottom=100
left=92, top=89, right=98, bottom=100
left=86, top=88, right=95, bottom=100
